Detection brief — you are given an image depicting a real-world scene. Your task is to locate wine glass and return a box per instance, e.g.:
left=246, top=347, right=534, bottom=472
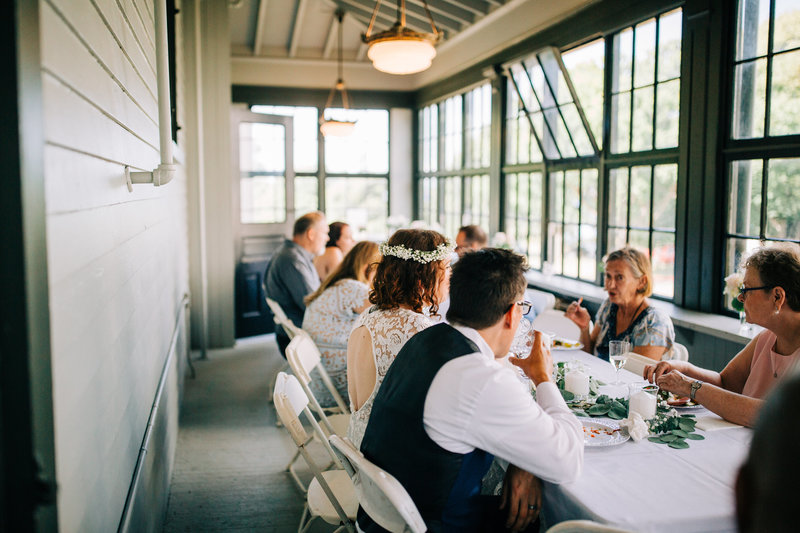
left=509, top=318, right=533, bottom=379
left=609, top=340, right=631, bottom=385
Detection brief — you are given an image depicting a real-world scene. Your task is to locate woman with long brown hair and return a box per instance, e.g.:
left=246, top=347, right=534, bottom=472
left=346, top=229, right=453, bottom=447
left=302, top=241, right=380, bottom=406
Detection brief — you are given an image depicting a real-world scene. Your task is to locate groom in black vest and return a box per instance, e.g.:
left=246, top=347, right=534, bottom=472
left=358, top=249, right=583, bottom=532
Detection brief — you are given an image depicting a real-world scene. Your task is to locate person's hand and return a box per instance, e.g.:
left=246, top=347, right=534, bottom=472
left=656, top=370, right=693, bottom=398
left=500, top=465, right=541, bottom=532
left=564, top=298, right=590, bottom=330
left=643, top=361, right=676, bottom=384
left=510, top=331, right=552, bottom=385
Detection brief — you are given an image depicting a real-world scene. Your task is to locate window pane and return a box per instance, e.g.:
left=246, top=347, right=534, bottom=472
left=563, top=224, right=580, bottom=278
left=581, top=169, right=598, bottom=226
left=611, top=92, right=631, bottom=153
left=539, top=48, right=572, bottom=105
left=564, top=170, right=580, bottom=224
left=506, top=115, right=519, bottom=165
left=580, top=225, right=597, bottom=281
left=766, top=157, right=800, bottom=239
left=728, top=159, right=763, bottom=236
left=608, top=228, right=628, bottom=252
left=652, top=164, right=677, bottom=230
left=773, top=0, right=800, bottom=52
left=732, top=59, right=768, bottom=139
left=251, top=106, right=318, bottom=173
left=239, top=122, right=285, bottom=172
left=443, top=96, right=463, bottom=171
left=634, top=19, right=657, bottom=88
left=608, top=168, right=629, bottom=227
left=441, top=177, right=462, bottom=238
left=325, top=177, right=388, bottom=239
left=294, top=176, right=318, bottom=215
left=652, top=232, right=675, bottom=297
left=324, top=109, right=388, bottom=174
left=629, top=229, right=650, bottom=250
left=735, top=0, right=771, bottom=61
left=563, top=39, right=605, bottom=143
left=548, top=222, right=563, bottom=273
left=561, top=103, right=593, bottom=155
left=613, top=27, right=633, bottom=93
left=658, top=10, right=683, bottom=81
left=632, top=86, right=654, bottom=151
left=769, top=50, right=800, bottom=136
left=630, top=166, right=652, bottom=228
left=655, top=79, right=680, bottom=148
left=550, top=171, right=564, bottom=222
left=241, top=176, right=285, bottom=224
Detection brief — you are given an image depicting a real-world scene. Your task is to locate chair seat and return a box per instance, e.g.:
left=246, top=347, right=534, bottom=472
left=308, top=470, right=358, bottom=524
left=329, top=413, right=350, bottom=437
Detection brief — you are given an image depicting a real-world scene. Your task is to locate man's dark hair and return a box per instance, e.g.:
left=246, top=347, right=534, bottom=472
left=458, top=224, right=488, bottom=246
left=293, top=211, right=324, bottom=236
left=447, top=248, right=528, bottom=329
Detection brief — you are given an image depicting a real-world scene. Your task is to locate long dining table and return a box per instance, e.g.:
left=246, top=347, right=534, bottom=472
left=542, top=348, right=751, bottom=533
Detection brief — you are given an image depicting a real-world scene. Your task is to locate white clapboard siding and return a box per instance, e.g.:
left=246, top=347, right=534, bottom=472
left=41, top=5, right=159, bottom=156
left=41, top=0, right=189, bottom=531
left=46, top=0, right=158, bottom=116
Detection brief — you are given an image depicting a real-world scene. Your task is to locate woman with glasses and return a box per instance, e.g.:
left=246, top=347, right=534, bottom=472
left=645, top=243, right=800, bottom=427
left=565, top=247, right=675, bottom=361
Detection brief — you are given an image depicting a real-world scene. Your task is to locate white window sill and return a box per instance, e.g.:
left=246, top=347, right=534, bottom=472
left=525, top=271, right=761, bottom=345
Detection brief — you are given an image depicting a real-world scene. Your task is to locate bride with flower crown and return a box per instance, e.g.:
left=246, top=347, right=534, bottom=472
left=346, top=229, right=453, bottom=448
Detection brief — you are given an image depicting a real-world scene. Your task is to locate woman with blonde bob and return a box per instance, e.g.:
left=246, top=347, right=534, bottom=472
left=646, top=243, right=800, bottom=427
left=346, top=229, right=453, bottom=448
left=566, top=247, right=674, bottom=361
left=302, top=241, right=380, bottom=406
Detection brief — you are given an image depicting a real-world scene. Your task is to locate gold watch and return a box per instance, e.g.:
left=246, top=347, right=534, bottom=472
left=690, top=380, right=703, bottom=401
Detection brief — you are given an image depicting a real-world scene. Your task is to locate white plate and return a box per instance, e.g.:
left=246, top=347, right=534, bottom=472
left=552, top=338, right=584, bottom=351
left=582, top=420, right=629, bottom=447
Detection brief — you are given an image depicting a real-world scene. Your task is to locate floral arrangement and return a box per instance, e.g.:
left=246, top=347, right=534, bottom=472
left=379, top=239, right=455, bottom=264
left=724, top=271, right=744, bottom=312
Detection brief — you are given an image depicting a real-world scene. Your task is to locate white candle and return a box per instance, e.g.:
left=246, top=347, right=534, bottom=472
left=629, top=390, right=657, bottom=420
left=564, top=369, right=590, bottom=396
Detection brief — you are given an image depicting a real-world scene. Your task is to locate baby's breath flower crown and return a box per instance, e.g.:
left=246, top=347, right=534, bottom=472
left=379, top=239, right=455, bottom=264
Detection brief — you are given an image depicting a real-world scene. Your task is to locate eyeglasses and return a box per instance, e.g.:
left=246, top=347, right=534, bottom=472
left=738, top=285, right=773, bottom=298
left=515, top=300, right=532, bottom=316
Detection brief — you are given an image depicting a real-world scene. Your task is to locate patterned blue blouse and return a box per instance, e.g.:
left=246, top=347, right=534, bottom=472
left=594, top=299, right=674, bottom=361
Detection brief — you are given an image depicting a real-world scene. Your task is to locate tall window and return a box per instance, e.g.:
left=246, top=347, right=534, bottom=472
left=251, top=106, right=390, bottom=239
left=418, top=84, right=491, bottom=238
left=725, top=0, right=800, bottom=298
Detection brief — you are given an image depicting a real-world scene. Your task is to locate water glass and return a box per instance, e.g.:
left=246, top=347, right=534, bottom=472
left=609, top=340, right=631, bottom=385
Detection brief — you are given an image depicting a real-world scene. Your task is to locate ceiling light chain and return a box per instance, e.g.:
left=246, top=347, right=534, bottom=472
left=320, top=9, right=356, bottom=137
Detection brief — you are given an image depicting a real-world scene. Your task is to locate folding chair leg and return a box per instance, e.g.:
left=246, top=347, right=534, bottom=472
left=286, top=450, right=308, bottom=493
left=298, top=503, right=314, bottom=533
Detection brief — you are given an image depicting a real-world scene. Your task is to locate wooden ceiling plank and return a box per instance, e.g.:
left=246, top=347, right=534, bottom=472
left=405, top=0, right=474, bottom=25
left=344, top=0, right=463, bottom=31
left=438, top=0, right=492, bottom=17
left=253, top=0, right=270, bottom=56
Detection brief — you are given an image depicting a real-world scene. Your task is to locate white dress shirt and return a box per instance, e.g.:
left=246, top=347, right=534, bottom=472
left=423, top=324, right=584, bottom=484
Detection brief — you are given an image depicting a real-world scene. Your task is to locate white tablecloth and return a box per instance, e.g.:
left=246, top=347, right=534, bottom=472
left=544, top=349, right=751, bottom=533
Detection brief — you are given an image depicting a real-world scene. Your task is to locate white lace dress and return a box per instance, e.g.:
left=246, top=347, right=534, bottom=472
left=302, top=279, right=369, bottom=407
left=347, top=307, right=435, bottom=448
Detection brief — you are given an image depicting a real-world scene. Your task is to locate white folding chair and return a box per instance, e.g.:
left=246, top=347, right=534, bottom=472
left=532, top=309, right=582, bottom=340
left=273, top=372, right=357, bottom=533
left=545, top=519, right=636, bottom=533
left=663, top=341, right=689, bottom=362
left=266, top=297, right=304, bottom=339
left=286, top=333, right=350, bottom=418
left=329, top=435, right=426, bottom=533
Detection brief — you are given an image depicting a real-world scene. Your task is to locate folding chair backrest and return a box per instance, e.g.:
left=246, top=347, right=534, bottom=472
left=286, top=334, right=350, bottom=415
left=329, top=435, right=426, bottom=533
left=663, top=342, right=689, bottom=362
left=273, top=372, right=340, bottom=463
left=266, top=297, right=302, bottom=339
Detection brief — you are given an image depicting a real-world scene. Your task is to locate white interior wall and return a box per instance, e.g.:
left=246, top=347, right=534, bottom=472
left=40, top=0, right=189, bottom=530
left=390, top=108, right=413, bottom=222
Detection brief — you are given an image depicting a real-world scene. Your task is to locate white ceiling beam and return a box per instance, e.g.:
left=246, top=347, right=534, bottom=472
left=323, top=13, right=338, bottom=58
left=288, top=0, right=310, bottom=58
left=253, top=0, right=270, bottom=56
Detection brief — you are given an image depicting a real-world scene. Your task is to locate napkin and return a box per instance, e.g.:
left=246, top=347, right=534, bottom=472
left=622, top=352, right=657, bottom=378
left=619, top=412, right=650, bottom=442
left=694, top=413, right=743, bottom=431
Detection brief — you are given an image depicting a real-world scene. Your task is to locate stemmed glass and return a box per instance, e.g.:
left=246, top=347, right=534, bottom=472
left=509, top=319, right=533, bottom=379
left=609, top=340, right=631, bottom=386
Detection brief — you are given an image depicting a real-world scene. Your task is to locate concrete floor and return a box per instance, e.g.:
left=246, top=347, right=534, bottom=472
left=163, top=334, right=340, bottom=532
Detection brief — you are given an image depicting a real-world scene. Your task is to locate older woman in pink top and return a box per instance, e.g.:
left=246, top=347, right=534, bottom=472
left=644, top=243, right=800, bottom=427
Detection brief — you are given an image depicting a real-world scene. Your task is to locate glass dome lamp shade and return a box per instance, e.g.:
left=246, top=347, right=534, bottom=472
left=363, top=0, right=442, bottom=75
left=319, top=117, right=357, bottom=137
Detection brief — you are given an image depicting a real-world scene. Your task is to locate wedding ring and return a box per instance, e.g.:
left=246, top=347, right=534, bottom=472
left=528, top=504, right=538, bottom=511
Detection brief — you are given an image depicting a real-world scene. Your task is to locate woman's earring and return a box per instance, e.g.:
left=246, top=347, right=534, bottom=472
left=774, top=307, right=780, bottom=315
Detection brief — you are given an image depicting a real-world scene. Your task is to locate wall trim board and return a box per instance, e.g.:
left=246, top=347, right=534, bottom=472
left=231, top=85, right=415, bottom=109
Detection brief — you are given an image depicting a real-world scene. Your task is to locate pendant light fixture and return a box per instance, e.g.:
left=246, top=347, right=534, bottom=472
left=320, top=10, right=356, bottom=137
left=363, top=0, right=442, bottom=75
